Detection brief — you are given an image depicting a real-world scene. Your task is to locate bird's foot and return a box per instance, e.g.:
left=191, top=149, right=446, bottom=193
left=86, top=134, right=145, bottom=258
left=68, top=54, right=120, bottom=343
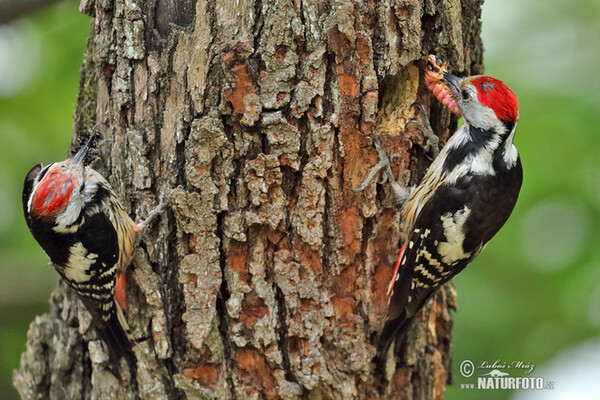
left=405, top=103, right=440, bottom=159
left=353, top=133, right=411, bottom=200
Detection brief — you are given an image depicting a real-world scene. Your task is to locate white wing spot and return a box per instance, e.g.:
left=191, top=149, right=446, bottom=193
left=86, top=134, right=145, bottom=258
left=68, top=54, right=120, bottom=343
left=63, top=242, right=98, bottom=283
left=438, top=206, right=472, bottom=264
left=53, top=221, right=83, bottom=234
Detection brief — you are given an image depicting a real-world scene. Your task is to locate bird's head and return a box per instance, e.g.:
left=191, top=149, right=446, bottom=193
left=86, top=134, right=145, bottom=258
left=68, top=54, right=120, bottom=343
left=442, top=73, right=519, bottom=130
left=425, top=55, right=519, bottom=132
left=25, top=136, right=94, bottom=219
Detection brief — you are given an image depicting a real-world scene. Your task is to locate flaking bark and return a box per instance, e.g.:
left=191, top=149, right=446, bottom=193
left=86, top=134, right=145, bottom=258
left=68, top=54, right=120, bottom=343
left=14, top=0, right=484, bottom=399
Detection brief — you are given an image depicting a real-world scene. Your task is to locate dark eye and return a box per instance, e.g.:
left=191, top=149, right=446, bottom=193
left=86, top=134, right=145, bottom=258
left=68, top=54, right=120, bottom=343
left=462, top=89, right=470, bottom=100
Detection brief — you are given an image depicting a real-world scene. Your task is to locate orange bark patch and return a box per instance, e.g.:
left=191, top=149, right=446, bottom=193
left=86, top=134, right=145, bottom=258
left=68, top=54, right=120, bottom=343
left=338, top=74, right=358, bottom=98
left=339, top=207, right=360, bottom=250
left=332, top=266, right=356, bottom=296
left=362, top=90, right=378, bottom=107
left=227, top=63, right=253, bottom=114
left=182, top=364, right=218, bottom=389
left=221, top=42, right=258, bottom=117
left=187, top=273, right=197, bottom=285
left=331, top=267, right=358, bottom=328
left=228, top=241, right=250, bottom=284
left=356, top=35, right=371, bottom=66
left=332, top=297, right=357, bottom=329
left=297, top=299, right=318, bottom=314
left=294, top=238, right=322, bottom=275
left=241, top=291, right=269, bottom=328
left=332, top=297, right=354, bottom=317
left=235, top=347, right=278, bottom=400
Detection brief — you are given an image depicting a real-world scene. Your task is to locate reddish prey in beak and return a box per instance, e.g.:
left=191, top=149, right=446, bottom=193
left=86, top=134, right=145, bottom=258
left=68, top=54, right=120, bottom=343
left=425, top=55, right=462, bottom=116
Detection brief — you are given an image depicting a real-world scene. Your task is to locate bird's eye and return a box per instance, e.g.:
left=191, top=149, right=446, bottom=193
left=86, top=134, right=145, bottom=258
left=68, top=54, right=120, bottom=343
left=461, top=90, right=470, bottom=100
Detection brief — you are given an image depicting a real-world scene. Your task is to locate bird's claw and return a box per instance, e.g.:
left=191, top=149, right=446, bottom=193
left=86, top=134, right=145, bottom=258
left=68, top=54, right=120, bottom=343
left=353, top=133, right=398, bottom=193
left=405, top=103, right=440, bottom=159
left=353, top=133, right=411, bottom=202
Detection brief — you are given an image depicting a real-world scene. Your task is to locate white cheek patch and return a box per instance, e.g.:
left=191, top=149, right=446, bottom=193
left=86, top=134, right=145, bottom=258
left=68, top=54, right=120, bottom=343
left=437, top=206, right=472, bottom=264
left=462, top=101, right=504, bottom=132
left=502, top=125, right=519, bottom=168
left=63, top=242, right=98, bottom=282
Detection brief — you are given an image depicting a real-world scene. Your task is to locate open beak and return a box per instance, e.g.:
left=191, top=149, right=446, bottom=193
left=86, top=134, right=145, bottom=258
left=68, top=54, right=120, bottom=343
left=442, top=72, right=461, bottom=96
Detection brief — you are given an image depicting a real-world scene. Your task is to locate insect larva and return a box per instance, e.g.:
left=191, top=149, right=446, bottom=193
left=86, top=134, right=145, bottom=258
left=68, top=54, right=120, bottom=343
left=424, top=55, right=461, bottom=116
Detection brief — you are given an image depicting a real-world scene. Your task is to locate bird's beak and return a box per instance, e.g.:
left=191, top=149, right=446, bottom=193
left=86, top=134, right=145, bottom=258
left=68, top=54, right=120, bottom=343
left=72, top=135, right=95, bottom=165
left=442, top=72, right=461, bottom=96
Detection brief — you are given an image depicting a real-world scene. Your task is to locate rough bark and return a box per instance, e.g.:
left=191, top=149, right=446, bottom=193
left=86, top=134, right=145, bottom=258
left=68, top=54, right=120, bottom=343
left=14, top=0, right=484, bottom=399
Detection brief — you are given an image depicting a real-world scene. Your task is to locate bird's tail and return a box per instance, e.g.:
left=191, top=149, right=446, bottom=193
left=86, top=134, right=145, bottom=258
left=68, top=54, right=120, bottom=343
left=97, top=309, right=136, bottom=378
left=375, top=313, right=416, bottom=372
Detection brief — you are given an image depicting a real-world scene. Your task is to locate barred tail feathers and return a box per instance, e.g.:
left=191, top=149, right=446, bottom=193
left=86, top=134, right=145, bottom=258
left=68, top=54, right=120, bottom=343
left=97, top=307, right=136, bottom=376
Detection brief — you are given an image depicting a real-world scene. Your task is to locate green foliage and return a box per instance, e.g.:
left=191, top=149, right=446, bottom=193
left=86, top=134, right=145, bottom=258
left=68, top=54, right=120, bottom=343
left=0, top=2, right=90, bottom=398
left=446, top=0, right=600, bottom=399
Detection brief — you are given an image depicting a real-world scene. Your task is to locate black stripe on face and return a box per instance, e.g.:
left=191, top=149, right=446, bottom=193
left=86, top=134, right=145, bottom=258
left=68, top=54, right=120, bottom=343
left=442, top=127, right=495, bottom=172
left=492, top=122, right=517, bottom=171
left=85, top=182, right=112, bottom=209
left=501, top=120, right=515, bottom=135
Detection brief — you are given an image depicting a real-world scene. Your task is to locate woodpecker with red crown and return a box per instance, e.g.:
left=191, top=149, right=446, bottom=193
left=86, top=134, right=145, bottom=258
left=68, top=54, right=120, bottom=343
left=356, top=55, right=522, bottom=368
left=22, top=133, right=164, bottom=373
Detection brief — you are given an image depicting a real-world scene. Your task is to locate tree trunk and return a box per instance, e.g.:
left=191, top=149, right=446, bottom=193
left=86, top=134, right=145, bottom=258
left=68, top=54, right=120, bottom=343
left=14, top=0, right=484, bottom=398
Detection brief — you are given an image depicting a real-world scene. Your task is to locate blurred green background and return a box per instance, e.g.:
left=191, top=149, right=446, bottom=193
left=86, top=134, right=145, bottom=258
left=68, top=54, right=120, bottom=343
left=0, top=0, right=598, bottom=399
left=0, top=1, right=90, bottom=399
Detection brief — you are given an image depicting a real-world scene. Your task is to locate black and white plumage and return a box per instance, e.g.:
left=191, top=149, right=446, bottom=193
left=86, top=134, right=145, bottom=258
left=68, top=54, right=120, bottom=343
left=22, top=137, right=141, bottom=371
left=375, top=59, right=522, bottom=364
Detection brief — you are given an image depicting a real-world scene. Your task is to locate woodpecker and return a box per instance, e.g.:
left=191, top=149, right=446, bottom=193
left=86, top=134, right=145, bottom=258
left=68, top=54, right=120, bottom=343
left=357, top=55, right=522, bottom=366
left=22, top=134, right=164, bottom=372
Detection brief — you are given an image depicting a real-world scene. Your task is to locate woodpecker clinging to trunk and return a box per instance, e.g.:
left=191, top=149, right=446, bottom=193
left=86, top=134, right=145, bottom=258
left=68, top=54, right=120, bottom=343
left=356, top=55, right=522, bottom=367
left=22, top=133, right=165, bottom=373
